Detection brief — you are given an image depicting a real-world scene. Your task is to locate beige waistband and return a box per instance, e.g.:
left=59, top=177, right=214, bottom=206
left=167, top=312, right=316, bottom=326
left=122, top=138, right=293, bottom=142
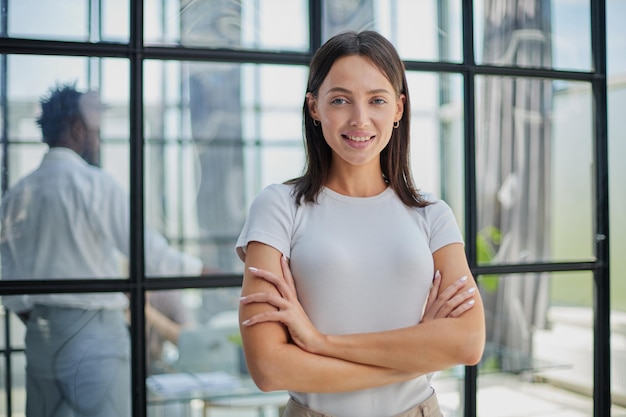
left=282, top=391, right=443, bottom=417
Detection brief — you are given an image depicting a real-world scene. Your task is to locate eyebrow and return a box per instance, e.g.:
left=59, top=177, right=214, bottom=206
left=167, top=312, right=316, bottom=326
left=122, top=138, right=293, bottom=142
left=324, top=87, right=393, bottom=96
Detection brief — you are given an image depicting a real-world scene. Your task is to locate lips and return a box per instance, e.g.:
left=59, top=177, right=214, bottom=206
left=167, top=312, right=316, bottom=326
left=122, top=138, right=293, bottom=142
left=343, top=135, right=374, bottom=142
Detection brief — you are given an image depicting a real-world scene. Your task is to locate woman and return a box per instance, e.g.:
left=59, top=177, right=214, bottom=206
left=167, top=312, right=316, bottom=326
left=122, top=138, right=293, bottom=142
left=236, top=31, right=485, bottom=417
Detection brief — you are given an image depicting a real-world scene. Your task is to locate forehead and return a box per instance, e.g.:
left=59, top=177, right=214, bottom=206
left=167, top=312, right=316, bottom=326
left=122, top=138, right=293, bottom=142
left=320, top=55, right=394, bottom=93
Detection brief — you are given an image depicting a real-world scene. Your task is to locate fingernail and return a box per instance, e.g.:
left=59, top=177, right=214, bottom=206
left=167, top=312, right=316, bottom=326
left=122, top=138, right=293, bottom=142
left=282, top=254, right=287, bottom=263
left=239, top=296, right=247, bottom=301
left=467, top=287, right=476, bottom=293
left=459, top=275, right=468, bottom=282
left=435, top=270, right=441, bottom=279
left=241, top=319, right=250, bottom=326
left=466, top=299, right=476, bottom=306
left=248, top=267, right=258, bottom=272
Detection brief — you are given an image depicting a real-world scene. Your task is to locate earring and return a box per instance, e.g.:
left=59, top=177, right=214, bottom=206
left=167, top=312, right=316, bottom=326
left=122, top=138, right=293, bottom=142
left=313, top=119, right=320, bottom=127
left=393, top=120, right=400, bottom=128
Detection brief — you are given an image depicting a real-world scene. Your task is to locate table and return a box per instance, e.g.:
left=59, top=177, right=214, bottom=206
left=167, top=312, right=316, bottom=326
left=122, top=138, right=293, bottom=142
left=147, top=374, right=289, bottom=417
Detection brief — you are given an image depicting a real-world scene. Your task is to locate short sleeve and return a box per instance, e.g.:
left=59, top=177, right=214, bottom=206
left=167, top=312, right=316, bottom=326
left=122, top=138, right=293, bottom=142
left=422, top=195, right=464, bottom=253
left=236, top=184, right=296, bottom=262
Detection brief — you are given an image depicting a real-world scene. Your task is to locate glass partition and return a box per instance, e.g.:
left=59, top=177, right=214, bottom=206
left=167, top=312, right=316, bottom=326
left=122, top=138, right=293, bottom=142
left=144, top=0, right=309, bottom=51
left=0, top=305, right=26, bottom=417
left=143, top=60, right=307, bottom=274
left=608, top=0, right=626, bottom=405
left=322, top=0, right=463, bottom=62
left=145, top=287, right=289, bottom=416
left=0, top=54, right=131, bottom=280
left=431, top=365, right=466, bottom=416
left=475, top=76, right=594, bottom=265
left=478, top=271, right=595, bottom=416
left=474, top=0, right=592, bottom=72
left=406, top=71, right=465, bottom=221
left=6, top=0, right=130, bottom=42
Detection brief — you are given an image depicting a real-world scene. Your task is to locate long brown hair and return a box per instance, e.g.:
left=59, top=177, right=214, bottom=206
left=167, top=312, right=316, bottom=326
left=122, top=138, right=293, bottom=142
left=288, top=30, right=429, bottom=208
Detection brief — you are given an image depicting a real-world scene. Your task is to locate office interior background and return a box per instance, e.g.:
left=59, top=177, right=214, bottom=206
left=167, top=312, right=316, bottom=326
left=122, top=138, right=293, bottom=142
left=0, top=0, right=624, bottom=416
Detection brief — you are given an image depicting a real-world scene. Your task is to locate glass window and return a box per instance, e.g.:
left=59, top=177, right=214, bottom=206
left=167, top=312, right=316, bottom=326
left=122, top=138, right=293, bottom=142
left=608, top=3, right=626, bottom=406
left=474, top=0, right=592, bottom=72
left=143, top=61, right=306, bottom=274
left=322, top=0, right=463, bottom=62
left=607, top=0, right=626, bottom=76
left=431, top=365, right=465, bottom=416
left=0, top=307, right=26, bottom=416
left=145, top=287, right=289, bottom=416
left=608, top=0, right=626, bottom=313
left=145, top=0, right=309, bottom=51
left=406, top=71, right=465, bottom=220
left=0, top=1, right=617, bottom=416
left=145, top=287, right=242, bottom=376
left=6, top=0, right=129, bottom=42
left=478, top=271, right=595, bottom=416
left=0, top=55, right=131, bottom=280
left=475, top=76, right=594, bottom=265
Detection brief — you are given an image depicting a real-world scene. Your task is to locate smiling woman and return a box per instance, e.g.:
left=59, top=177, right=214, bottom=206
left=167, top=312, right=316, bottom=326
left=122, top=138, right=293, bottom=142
left=236, top=30, right=485, bottom=417
left=305, top=55, right=404, bottom=189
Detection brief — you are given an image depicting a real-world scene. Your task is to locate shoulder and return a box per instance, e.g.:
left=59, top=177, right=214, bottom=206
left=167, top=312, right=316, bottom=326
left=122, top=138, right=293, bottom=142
left=250, top=183, right=297, bottom=210
left=258, top=183, right=295, bottom=198
left=237, top=183, right=298, bottom=262
left=414, top=192, right=455, bottom=218
left=412, top=191, right=464, bottom=249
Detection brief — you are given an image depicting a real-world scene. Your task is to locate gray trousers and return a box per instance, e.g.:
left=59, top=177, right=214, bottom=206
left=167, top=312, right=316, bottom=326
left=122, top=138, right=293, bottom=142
left=25, top=306, right=131, bottom=417
left=283, top=391, right=443, bottom=417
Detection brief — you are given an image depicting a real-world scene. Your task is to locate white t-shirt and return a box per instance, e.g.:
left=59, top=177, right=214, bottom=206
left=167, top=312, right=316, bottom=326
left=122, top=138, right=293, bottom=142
left=0, top=147, right=203, bottom=312
left=236, top=183, right=464, bottom=417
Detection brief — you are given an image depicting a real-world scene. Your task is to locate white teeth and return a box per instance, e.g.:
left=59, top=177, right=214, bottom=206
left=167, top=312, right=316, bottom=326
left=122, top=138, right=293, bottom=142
left=346, top=135, right=371, bottom=142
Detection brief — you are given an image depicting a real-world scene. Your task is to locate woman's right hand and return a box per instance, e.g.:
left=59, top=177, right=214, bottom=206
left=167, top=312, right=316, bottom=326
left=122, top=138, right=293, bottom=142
left=240, top=255, right=327, bottom=354
left=420, top=270, right=476, bottom=323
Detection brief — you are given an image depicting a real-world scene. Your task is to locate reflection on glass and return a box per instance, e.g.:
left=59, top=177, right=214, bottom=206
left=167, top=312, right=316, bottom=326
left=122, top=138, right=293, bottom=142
left=478, top=272, right=597, bottom=416
left=145, top=287, right=242, bottom=377
left=474, top=0, right=591, bottom=71
left=430, top=365, right=465, bottom=416
left=144, top=0, right=309, bottom=51
left=476, top=76, right=593, bottom=265
left=607, top=0, right=626, bottom=75
left=608, top=20, right=626, bottom=404
left=0, top=293, right=132, bottom=416
left=143, top=61, right=306, bottom=274
left=0, top=302, right=27, bottom=417
left=7, top=0, right=129, bottom=42
left=5, top=351, right=27, bottom=416
left=145, top=288, right=290, bottom=416
left=406, top=72, right=465, bottom=217
left=322, top=0, right=462, bottom=62
left=145, top=289, right=193, bottom=376
left=0, top=56, right=134, bottom=281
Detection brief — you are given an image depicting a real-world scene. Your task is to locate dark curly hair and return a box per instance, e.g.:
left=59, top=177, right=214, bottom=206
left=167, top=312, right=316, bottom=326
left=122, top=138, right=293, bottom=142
left=36, top=82, right=84, bottom=146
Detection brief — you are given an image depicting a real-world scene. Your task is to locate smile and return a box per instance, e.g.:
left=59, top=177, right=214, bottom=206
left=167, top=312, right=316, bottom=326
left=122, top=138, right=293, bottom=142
left=344, top=135, right=374, bottom=142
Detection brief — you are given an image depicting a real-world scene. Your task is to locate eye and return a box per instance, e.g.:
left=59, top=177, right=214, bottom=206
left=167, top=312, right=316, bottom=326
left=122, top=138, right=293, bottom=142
left=330, top=97, right=348, bottom=105
left=371, top=98, right=388, bottom=105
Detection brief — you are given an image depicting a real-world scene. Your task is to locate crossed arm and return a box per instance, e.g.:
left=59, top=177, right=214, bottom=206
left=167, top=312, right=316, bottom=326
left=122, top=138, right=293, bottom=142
left=238, top=241, right=485, bottom=393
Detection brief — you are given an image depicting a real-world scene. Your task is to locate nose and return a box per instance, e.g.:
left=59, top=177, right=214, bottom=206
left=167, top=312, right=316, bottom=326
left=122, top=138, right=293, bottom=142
left=349, top=103, right=369, bottom=127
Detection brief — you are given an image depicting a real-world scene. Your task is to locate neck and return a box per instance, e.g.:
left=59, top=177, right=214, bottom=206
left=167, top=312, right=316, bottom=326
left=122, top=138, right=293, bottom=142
left=325, top=167, right=387, bottom=197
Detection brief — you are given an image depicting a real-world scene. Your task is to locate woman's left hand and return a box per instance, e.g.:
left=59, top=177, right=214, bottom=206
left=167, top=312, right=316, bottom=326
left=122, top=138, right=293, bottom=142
left=420, top=270, right=476, bottom=323
left=240, top=255, right=326, bottom=353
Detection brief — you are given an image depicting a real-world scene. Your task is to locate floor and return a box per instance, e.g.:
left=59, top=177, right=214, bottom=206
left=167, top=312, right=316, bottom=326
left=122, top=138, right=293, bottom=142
left=433, top=372, right=626, bottom=417
left=6, top=373, right=626, bottom=416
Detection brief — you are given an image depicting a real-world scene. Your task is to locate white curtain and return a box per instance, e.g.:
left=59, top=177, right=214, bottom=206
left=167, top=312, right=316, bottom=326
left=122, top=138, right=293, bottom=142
left=477, top=0, right=553, bottom=373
